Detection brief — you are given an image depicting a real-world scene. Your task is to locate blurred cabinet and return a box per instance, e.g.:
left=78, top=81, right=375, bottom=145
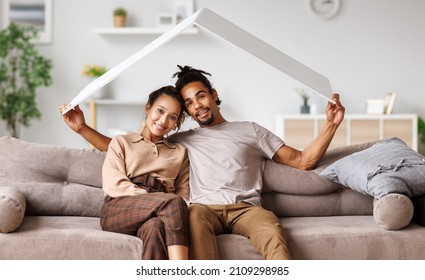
left=275, top=114, right=418, bottom=151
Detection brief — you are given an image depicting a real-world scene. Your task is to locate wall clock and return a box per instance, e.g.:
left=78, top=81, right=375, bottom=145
left=310, top=0, right=341, bottom=19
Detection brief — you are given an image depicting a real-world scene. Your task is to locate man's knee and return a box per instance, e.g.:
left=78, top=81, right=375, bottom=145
left=252, top=211, right=285, bottom=242
left=188, top=204, right=221, bottom=260
left=188, top=204, right=213, bottom=224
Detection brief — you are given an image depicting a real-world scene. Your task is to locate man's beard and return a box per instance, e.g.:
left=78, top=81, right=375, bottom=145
left=198, top=115, right=214, bottom=126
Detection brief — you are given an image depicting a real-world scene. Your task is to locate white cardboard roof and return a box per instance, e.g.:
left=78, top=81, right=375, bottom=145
left=63, top=8, right=333, bottom=114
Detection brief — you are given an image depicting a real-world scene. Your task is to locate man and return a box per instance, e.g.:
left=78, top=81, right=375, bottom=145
left=60, top=65, right=345, bottom=259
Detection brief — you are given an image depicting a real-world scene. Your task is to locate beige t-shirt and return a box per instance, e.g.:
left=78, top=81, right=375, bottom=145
left=169, top=121, right=284, bottom=206
left=102, top=133, right=190, bottom=201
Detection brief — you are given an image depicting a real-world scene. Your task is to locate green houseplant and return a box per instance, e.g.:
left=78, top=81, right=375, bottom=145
left=113, top=7, right=127, bottom=27
left=113, top=7, right=127, bottom=17
left=0, top=23, right=52, bottom=138
left=419, top=116, right=425, bottom=144
left=418, top=116, right=425, bottom=156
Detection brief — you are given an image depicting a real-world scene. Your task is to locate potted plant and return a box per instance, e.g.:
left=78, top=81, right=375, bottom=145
left=0, top=23, right=52, bottom=138
left=113, top=7, right=127, bottom=27
left=81, top=64, right=107, bottom=98
left=81, top=64, right=107, bottom=78
left=293, top=87, right=310, bottom=114
left=418, top=116, right=425, bottom=155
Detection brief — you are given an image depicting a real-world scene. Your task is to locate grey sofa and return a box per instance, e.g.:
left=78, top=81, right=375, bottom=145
left=1, top=136, right=425, bottom=260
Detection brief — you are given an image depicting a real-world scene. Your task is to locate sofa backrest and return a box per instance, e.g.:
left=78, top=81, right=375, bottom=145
left=0, top=136, right=105, bottom=217
left=262, top=141, right=376, bottom=217
left=0, top=136, right=377, bottom=218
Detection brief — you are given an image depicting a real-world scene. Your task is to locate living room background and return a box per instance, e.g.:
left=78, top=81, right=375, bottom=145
left=0, top=0, right=424, bottom=149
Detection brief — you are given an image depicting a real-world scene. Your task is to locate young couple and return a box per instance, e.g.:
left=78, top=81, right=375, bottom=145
left=60, top=65, right=345, bottom=260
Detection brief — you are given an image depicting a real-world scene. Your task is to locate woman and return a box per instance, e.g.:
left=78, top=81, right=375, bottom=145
left=62, top=86, right=189, bottom=260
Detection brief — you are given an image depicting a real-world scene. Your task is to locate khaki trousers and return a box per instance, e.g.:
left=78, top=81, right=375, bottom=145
left=188, top=203, right=290, bottom=260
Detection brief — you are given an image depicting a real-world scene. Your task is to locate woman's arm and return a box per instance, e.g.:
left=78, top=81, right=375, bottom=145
left=174, top=152, right=190, bottom=203
left=59, top=104, right=111, bottom=151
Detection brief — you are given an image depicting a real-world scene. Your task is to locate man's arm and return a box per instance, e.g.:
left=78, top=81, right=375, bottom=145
left=272, top=93, right=345, bottom=170
left=59, top=104, right=112, bottom=151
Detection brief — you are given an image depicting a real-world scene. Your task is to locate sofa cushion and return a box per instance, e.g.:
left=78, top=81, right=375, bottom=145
left=263, top=141, right=376, bottom=195
left=0, top=216, right=142, bottom=259
left=283, top=215, right=425, bottom=259
left=0, top=136, right=105, bottom=216
left=0, top=136, right=104, bottom=187
left=319, top=137, right=425, bottom=199
left=262, top=187, right=373, bottom=217
left=0, top=187, right=26, bottom=233
left=217, top=234, right=262, bottom=260
left=373, top=193, right=413, bottom=230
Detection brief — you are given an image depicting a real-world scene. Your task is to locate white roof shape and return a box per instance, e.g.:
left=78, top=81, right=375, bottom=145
left=63, top=8, right=333, bottom=114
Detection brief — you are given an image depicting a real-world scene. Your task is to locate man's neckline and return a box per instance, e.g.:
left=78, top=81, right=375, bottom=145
left=194, top=120, right=229, bottom=131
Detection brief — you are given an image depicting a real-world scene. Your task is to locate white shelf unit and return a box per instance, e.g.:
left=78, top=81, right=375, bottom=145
left=94, top=26, right=199, bottom=35
left=85, top=99, right=145, bottom=130
left=275, top=114, right=418, bottom=151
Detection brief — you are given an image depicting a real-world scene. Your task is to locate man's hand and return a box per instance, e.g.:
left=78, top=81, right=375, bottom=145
left=326, top=93, right=345, bottom=126
left=59, top=104, right=86, bottom=133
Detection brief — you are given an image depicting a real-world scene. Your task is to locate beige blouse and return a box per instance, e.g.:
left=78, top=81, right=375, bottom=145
left=102, top=133, right=190, bottom=201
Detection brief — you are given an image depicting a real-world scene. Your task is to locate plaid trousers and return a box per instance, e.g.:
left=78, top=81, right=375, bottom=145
left=100, top=193, right=188, bottom=260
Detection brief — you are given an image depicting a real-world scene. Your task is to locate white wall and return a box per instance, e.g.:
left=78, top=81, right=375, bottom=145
left=1, top=0, right=424, bottom=149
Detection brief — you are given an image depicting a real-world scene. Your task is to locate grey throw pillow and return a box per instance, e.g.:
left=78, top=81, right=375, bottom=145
left=0, top=187, right=26, bottom=233
left=320, top=137, right=425, bottom=199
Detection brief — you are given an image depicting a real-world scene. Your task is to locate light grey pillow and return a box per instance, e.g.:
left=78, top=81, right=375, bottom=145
left=320, top=137, right=425, bottom=199
left=0, top=187, right=26, bottom=233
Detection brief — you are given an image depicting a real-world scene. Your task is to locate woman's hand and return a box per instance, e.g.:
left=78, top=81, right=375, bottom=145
left=59, top=104, right=86, bottom=133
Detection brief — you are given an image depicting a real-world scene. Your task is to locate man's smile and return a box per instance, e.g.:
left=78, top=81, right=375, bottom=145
left=196, top=108, right=209, bottom=118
